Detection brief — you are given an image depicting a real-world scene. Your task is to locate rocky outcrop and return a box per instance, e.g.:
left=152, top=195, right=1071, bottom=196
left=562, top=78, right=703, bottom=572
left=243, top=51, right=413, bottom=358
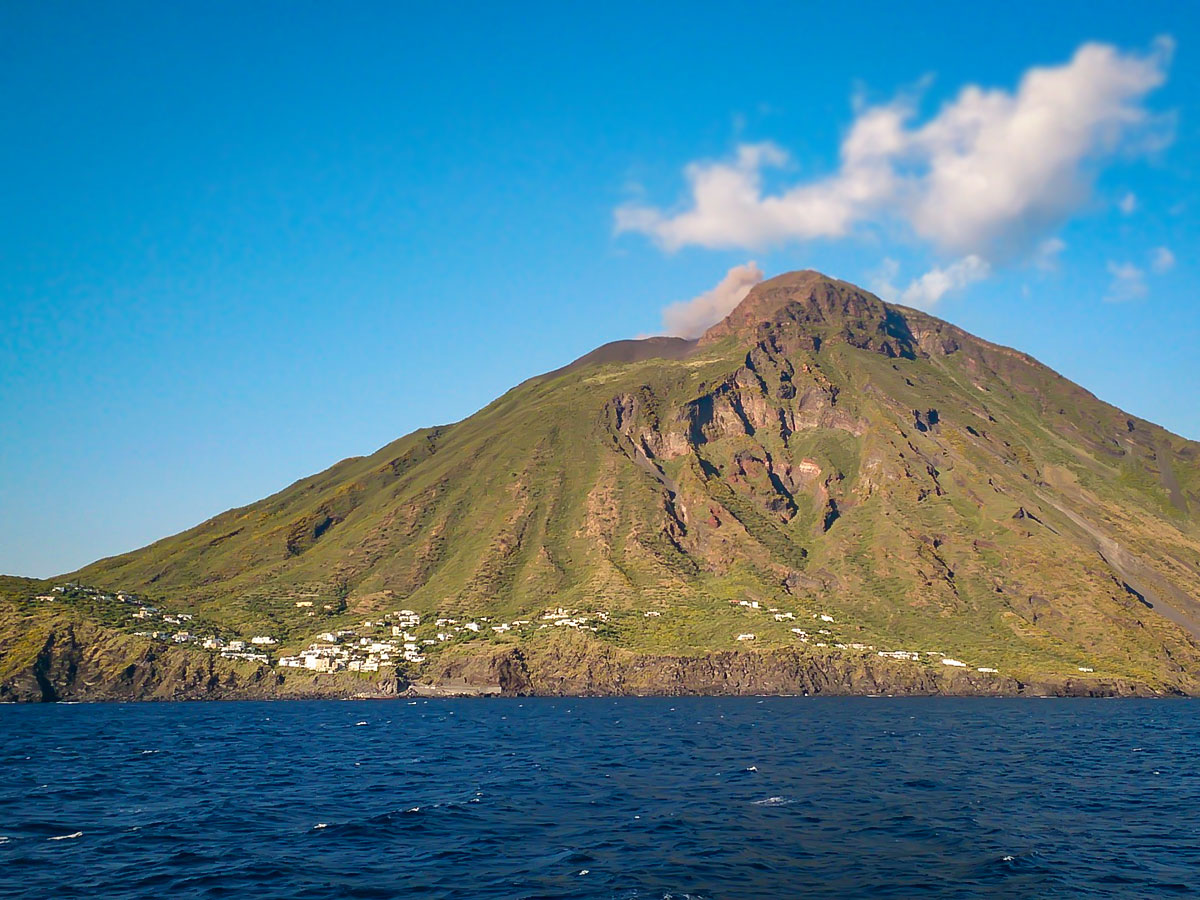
left=422, top=633, right=1174, bottom=699
left=700, top=270, right=921, bottom=360
left=2, top=623, right=1172, bottom=702
left=0, top=622, right=404, bottom=702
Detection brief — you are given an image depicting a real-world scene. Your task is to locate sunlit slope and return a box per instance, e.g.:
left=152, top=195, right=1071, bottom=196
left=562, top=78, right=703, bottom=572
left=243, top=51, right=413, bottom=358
left=71, top=272, right=1200, bottom=687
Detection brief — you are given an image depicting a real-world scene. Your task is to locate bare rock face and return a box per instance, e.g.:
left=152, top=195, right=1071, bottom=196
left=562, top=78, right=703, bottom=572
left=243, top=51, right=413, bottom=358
left=0, top=623, right=404, bottom=702
left=699, top=270, right=920, bottom=359
left=422, top=633, right=1165, bottom=699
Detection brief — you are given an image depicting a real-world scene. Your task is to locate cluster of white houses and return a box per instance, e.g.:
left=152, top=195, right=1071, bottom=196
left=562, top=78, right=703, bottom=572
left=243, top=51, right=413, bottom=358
left=40, top=586, right=1092, bottom=680
left=275, top=606, right=608, bottom=674
left=37, top=583, right=280, bottom=663
left=132, top=629, right=279, bottom=663
left=726, top=597, right=1008, bottom=676
left=729, top=600, right=839, bottom=647
left=277, top=609, right=428, bottom=673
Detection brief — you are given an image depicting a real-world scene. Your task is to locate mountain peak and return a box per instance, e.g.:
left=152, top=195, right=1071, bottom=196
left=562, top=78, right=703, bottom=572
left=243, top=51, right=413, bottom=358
left=699, top=270, right=888, bottom=345
left=698, top=269, right=916, bottom=360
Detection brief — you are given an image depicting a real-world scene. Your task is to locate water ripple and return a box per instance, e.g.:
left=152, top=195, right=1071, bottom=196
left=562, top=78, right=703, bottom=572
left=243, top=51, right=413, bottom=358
left=0, top=698, right=1197, bottom=898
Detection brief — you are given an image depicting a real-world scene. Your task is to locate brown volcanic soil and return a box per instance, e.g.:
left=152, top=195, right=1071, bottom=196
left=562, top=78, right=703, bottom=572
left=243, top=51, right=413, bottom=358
left=539, top=336, right=698, bottom=380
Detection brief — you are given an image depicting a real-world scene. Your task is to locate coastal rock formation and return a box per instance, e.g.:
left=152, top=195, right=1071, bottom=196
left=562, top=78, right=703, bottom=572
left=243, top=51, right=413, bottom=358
left=421, top=632, right=1172, bottom=699
left=0, top=619, right=402, bottom=702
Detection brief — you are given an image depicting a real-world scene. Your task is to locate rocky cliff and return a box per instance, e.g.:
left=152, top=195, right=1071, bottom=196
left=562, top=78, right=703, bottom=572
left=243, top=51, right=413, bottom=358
left=0, top=621, right=1171, bottom=701
left=419, top=632, right=1175, bottom=699
left=0, top=617, right=402, bottom=703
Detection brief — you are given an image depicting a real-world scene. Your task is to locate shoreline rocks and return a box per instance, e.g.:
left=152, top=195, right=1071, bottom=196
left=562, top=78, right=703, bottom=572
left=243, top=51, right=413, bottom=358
left=2, top=624, right=1180, bottom=702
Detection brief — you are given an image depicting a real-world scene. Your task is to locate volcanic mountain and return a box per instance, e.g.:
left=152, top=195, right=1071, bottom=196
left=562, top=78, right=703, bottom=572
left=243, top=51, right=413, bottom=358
left=5, top=270, right=1200, bottom=698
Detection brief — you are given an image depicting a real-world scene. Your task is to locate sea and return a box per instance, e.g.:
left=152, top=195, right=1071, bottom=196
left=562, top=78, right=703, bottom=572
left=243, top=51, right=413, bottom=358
left=0, top=698, right=1196, bottom=899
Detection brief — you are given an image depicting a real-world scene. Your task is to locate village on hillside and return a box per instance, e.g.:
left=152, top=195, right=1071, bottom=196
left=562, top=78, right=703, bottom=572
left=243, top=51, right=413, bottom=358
left=24, top=583, right=1103, bottom=680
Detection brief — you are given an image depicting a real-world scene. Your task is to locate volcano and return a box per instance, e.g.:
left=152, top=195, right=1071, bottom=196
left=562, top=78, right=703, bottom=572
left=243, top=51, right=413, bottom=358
left=6, top=271, right=1200, bottom=698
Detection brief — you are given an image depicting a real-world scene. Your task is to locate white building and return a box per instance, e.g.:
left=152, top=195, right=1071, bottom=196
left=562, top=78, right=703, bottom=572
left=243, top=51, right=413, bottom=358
left=878, top=650, right=919, bottom=661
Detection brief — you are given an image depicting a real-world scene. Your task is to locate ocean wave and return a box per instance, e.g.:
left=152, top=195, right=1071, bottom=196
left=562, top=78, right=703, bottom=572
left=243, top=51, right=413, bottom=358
left=1, top=698, right=1197, bottom=897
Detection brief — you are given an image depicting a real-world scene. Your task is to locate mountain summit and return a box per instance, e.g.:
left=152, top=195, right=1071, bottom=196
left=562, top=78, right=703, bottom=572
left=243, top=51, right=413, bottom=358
left=701, top=270, right=895, bottom=343
left=5, top=271, right=1200, bottom=699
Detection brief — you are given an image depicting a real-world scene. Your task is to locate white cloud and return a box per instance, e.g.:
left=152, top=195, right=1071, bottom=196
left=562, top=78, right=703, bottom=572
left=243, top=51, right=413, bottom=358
left=875, top=256, right=992, bottom=309
left=1105, top=261, right=1148, bottom=302
left=1151, top=246, right=1175, bottom=273
left=1118, top=192, right=1139, bottom=214
left=661, top=261, right=764, bottom=338
left=869, top=258, right=902, bottom=299
left=1034, top=237, right=1067, bottom=271
left=1103, top=248, right=1174, bottom=302
left=614, top=141, right=874, bottom=251
left=618, top=39, right=1173, bottom=298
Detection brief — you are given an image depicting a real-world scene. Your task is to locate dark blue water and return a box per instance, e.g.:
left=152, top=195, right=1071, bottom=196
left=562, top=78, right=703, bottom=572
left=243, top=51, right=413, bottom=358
left=1, top=698, right=1197, bottom=899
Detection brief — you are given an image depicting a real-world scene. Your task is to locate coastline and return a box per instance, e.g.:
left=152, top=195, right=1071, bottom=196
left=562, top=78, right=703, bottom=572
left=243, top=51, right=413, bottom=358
left=2, top=623, right=1187, bottom=701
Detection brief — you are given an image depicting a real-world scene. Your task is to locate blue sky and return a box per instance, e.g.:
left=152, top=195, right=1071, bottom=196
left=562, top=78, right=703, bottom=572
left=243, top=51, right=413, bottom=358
left=2, top=1, right=1198, bottom=577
